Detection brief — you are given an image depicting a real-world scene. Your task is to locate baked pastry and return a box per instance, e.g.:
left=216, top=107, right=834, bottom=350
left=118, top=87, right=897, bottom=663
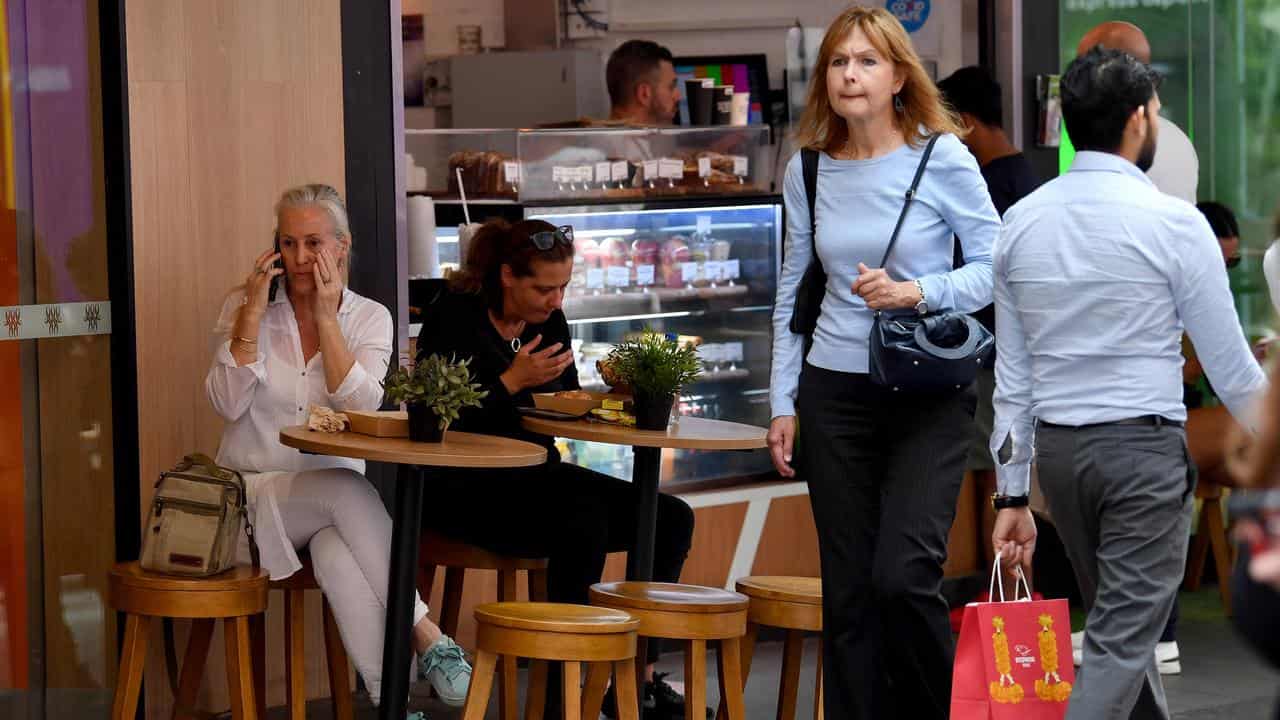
left=555, top=390, right=593, bottom=400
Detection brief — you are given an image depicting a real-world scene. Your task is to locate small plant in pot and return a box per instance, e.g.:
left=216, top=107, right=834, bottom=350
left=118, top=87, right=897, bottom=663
left=383, top=353, right=488, bottom=442
left=605, top=331, right=701, bottom=431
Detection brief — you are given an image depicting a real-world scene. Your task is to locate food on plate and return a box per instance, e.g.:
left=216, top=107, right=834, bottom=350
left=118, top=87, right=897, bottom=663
left=596, top=357, right=631, bottom=393
left=555, top=390, right=594, bottom=400
left=590, top=408, right=636, bottom=426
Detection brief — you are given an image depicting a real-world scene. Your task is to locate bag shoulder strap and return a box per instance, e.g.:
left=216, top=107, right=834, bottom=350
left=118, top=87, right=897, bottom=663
left=801, top=148, right=821, bottom=268
left=878, top=134, right=941, bottom=271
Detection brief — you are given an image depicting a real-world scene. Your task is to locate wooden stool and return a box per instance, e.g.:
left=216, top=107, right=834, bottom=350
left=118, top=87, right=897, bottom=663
left=589, top=582, right=749, bottom=720
left=721, top=577, right=823, bottom=720
left=418, top=530, right=550, bottom=717
left=260, top=553, right=354, bottom=720
left=108, top=562, right=268, bottom=720
left=461, top=602, right=642, bottom=720
left=1184, top=480, right=1236, bottom=615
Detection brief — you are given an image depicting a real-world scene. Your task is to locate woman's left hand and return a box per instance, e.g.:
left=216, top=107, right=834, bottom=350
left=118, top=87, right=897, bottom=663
left=312, top=248, right=344, bottom=320
left=852, top=263, right=921, bottom=310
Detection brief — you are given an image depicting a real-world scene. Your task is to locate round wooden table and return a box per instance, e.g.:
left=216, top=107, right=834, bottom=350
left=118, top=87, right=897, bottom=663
left=279, top=426, right=546, bottom=720
left=520, top=416, right=766, bottom=580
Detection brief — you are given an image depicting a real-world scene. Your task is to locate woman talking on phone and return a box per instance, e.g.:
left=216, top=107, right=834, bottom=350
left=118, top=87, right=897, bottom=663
left=206, top=184, right=469, bottom=716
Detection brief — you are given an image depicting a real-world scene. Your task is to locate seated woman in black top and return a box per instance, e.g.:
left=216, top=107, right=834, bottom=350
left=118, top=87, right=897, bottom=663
left=415, top=218, right=696, bottom=717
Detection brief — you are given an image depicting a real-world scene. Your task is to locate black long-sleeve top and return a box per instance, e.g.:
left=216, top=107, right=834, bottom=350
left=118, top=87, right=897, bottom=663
left=415, top=287, right=578, bottom=455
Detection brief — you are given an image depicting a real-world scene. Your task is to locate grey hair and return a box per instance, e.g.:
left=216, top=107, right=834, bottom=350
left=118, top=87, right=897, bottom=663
left=274, top=183, right=351, bottom=244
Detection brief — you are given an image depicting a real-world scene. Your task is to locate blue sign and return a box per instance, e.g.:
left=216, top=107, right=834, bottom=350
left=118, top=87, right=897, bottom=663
left=887, top=0, right=931, bottom=33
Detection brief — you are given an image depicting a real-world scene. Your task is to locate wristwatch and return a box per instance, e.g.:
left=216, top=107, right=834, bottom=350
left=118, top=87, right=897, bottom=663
left=914, top=279, right=929, bottom=315
left=991, top=493, right=1030, bottom=511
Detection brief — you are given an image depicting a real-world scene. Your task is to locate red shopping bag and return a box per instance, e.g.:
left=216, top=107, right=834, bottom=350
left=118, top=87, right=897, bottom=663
left=951, top=559, right=1075, bottom=719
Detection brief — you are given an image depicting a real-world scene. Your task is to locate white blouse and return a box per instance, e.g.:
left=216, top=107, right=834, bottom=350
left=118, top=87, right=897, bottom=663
left=205, top=287, right=392, bottom=578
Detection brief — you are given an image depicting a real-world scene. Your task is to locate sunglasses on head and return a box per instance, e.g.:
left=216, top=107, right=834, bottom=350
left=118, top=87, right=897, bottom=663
left=528, top=225, right=574, bottom=251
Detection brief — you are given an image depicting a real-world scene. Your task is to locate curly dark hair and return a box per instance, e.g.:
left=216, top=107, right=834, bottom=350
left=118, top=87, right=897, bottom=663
left=1061, top=46, right=1161, bottom=154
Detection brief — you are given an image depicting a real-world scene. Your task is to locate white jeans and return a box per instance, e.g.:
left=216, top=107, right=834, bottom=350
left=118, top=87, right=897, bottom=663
left=264, top=468, right=429, bottom=706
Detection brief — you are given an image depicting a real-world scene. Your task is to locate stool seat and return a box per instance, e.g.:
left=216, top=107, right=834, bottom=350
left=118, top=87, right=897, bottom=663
left=462, top=603, right=642, bottom=720
left=735, top=576, right=821, bottom=605
left=109, top=562, right=268, bottom=619
left=589, top=582, right=749, bottom=614
left=422, top=530, right=549, bottom=571
left=476, top=602, right=639, bottom=635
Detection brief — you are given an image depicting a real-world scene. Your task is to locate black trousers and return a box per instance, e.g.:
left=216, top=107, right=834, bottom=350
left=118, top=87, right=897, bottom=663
left=421, top=459, right=695, bottom=649
left=1232, top=544, right=1280, bottom=720
left=798, top=364, right=974, bottom=720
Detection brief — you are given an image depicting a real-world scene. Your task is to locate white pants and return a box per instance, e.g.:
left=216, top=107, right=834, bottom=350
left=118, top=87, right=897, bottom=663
left=265, top=468, right=430, bottom=706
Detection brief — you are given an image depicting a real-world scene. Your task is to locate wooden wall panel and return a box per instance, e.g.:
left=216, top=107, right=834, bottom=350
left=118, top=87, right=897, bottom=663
left=751, top=494, right=822, bottom=579
left=125, top=1, right=344, bottom=716
left=678, top=504, right=748, bottom=588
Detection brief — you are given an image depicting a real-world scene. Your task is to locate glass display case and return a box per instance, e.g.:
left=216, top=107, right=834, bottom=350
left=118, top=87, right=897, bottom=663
left=408, top=127, right=782, bottom=489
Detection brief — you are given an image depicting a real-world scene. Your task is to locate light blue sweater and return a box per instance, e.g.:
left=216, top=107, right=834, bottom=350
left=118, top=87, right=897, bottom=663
left=769, top=133, right=1000, bottom=418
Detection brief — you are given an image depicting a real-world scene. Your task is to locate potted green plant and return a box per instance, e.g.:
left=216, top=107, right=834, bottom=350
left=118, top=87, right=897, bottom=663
left=605, top=332, right=701, bottom=431
left=383, top=353, right=488, bottom=442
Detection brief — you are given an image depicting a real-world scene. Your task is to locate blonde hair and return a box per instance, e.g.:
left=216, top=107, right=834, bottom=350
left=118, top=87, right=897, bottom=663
left=795, top=6, right=964, bottom=152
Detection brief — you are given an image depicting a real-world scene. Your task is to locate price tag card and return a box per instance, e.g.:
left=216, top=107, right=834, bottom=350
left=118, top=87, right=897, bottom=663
left=606, top=266, right=630, bottom=287
left=697, top=343, right=718, bottom=363
left=578, top=166, right=596, bottom=183
left=704, top=261, right=725, bottom=282
left=696, top=215, right=712, bottom=235
left=595, top=162, right=612, bottom=184
left=659, top=158, right=684, bottom=180
left=503, top=161, right=520, bottom=184
left=698, top=157, right=711, bottom=178
left=642, top=160, right=659, bottom=182
left=725, top=259, right=741, bottom=279
left=732, top=155, right=749, bottom=177
left=611, top=160, right=629, bottom=182
left=680, top=262, right=700, bottom=284
left=635, top=265, right=656, bottom=286
left=726, top=342, right=745, bottom=363
left=586, top=268, right=605, bottom=289
left=552, top=166, right=567, bottom=184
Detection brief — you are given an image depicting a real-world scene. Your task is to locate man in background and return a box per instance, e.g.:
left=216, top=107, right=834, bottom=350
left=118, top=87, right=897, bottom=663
left=607, top=39, right=681, bottom=126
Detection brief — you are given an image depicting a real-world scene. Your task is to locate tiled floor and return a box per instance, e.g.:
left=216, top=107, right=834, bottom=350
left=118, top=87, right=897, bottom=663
left=280, top=590, right=1280, bottom=719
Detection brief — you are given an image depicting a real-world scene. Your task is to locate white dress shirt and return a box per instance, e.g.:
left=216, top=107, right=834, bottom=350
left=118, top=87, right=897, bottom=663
left=205, top=287, right=392, bottom=577
left=991, top=151, right=1266, bottom=496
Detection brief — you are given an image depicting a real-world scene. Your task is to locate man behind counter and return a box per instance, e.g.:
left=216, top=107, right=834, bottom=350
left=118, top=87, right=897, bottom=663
left=607, top=39, right=681, bottom=126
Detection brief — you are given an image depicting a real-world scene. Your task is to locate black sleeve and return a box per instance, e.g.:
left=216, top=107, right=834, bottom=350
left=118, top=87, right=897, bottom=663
left=553, top=310, right=580, bottom=391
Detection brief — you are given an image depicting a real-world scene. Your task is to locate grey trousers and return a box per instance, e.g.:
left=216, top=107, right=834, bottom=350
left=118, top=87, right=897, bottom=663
left=1036, top=423, right=1195, bottom=720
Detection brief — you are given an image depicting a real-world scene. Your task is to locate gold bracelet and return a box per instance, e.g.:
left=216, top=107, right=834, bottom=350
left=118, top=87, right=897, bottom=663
left=232, top=336, right=257, bottom=345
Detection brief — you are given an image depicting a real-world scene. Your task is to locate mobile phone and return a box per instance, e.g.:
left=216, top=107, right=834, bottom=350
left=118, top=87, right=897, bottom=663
left=268, top=235, right=284, bottom=302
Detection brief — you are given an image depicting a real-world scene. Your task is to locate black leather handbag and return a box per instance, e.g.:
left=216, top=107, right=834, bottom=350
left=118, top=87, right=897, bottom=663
left=866, top=135, right=994, bottom=392
left=788, top=148, right=825, bottom=339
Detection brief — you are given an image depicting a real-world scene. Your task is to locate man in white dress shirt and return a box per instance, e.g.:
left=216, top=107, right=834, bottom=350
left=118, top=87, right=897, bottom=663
left=989, top=47, right=1266, bottom=719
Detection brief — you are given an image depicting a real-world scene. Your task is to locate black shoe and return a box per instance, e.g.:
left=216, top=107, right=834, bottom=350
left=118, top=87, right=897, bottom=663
left=601, top=673, right=711, bottom=719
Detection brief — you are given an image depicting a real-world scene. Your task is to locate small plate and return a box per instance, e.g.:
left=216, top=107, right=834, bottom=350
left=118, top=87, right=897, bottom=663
left=517, top=407, right=585, bottom=421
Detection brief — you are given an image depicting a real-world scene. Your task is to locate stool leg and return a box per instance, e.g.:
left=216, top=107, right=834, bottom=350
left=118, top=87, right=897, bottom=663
left=172, top=619, right=214, bottom=720
left=440, top=567, right=466, bottom=637
left=716, top=622, right=757, bottom=720
left=419, top=561, right=439, bottom=604
left=461, top=649, right=498, bottom=720
left=613, top=658, right=640, bottom=720
left=529, top=569, right=549, bottom=602
left=500, top=654, right=519, bottom=720
left=813, top=640, right=824, bottom=720
left=684, top=641, right=707, bottom=720
left=249, top=614, right=266, bottom=720
left=225, top=616, right=259, bottom=720
left=285, top=589, right=306, bottom=720
left=497, top=570, right=519, bottom=720
left=323, top=597, right=354, bottom=720
left=1185, top=502, right=1210, bottom=591
left=716, top=638, right=746, bottom=720
left=524, top=660, right=549, bottom=720
left=111, top=614, right=150, bottom=720
left=1205, top=496, right=1235, bottom=614
left=581, top=662, right=611, bottom=719
left=562, top=661, right=582, bottom=720
left=777, top=630, right=804, bottom=720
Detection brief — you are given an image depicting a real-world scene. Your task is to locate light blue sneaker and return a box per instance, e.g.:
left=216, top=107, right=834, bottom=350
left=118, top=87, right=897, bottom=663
left=419, top=636, right=472, bottom=707
left=407, top=713, right=427, bottom=720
